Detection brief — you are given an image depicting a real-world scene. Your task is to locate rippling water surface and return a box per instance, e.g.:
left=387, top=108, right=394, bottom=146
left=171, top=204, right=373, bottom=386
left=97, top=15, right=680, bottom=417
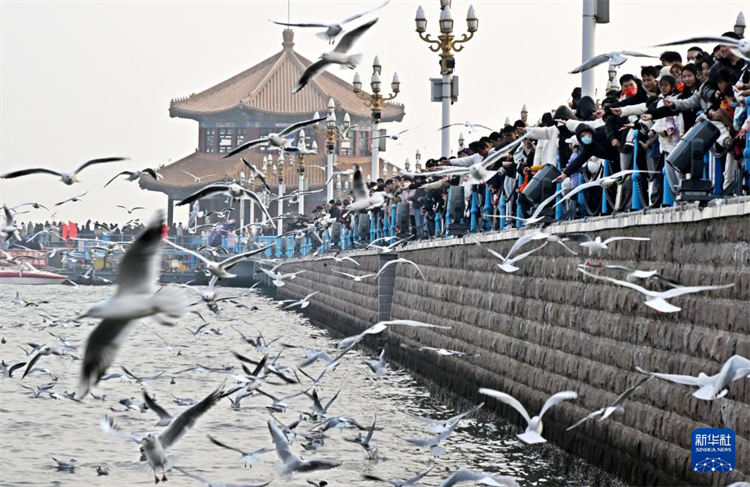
left=1, top=284, right=612, bottom=487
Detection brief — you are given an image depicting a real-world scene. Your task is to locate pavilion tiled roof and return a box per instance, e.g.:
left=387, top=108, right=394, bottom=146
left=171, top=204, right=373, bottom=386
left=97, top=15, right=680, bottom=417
left=169, top=29, right=404, bottom=123
left=140, top=150, right=388, bottom=199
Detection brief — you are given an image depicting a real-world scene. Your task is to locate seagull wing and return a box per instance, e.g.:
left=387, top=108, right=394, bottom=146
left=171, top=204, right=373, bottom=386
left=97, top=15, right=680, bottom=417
left=554, top=180, right=607, bottom=207
left=79, top=318, right=136, bottom=396
left=333, top=17, right=378, bottom=53
left=114, top=211, right=165, bottom=295
left=238, top=188, right=274, bottom=220
left=654, top=36, right=741, bottom=48
left=158, top=384, right=226, bottom=450
left=577, top=268, right=654, bottom=297
left=104, top=171, right=132, bottom=187
left=223, top=137, right=268, bottom=159
left=1, top=167, right=63, bottom=179
left=74, top=157, right=127, bottom=174
left=219, top=244, right=273, bottom=269
left=279, top=116, right=328, bottom=137
left=565, top=410, right=604, bottom=432
left=569, top=53, right=613, bottom=74
left=294, top=59, right=331, bottom=93
left=478, top=388, right=531, bottom=424
left=439, top=469, right=519, bottom=487
left=539, top=391, right=578, bottom=418
left=177, top=185, right=231, bottom=206
left=268, top=420, right=297, bottom=465
left=207, top=434, right=248, bottom=456
left=620, top=50, right=657, bottom=58
left=658, top=283, right=734, bottom=299
left=341, top=0, right=390, bottom=24
left=601, top=236, right=650, bottom=245
left=530, top=189, right=565, bottom=220
left=143, top=390, right=173, bottom=422
left=142, top=168, right=161, bottom=180
left=635, top=366, right=702, bottom=386
left=270, top=20, right=329, bottom=28
left=611, top=375, right=653, bottom=407
left=480, top=135, right=529, bottom=168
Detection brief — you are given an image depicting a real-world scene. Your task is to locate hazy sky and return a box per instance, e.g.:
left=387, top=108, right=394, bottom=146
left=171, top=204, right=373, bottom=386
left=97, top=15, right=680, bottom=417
left=2, top=0, right=747, bottom=224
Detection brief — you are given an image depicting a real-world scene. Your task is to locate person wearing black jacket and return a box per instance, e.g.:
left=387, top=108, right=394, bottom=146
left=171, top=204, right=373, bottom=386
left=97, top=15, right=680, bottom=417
left=553, top=124, right=619, bottom=181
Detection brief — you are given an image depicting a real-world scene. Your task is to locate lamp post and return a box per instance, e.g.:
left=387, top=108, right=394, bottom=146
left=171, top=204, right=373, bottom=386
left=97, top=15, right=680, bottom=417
left=458, top=132, right=465, bottom=151
left=353, top=57, right=400, bottom=181
left=735, top=11, right=746, bottom=36
left=415, top=1, right=478, bottom=157
left=296, top=130, right=308, bottom=215
left=521, top=104, right=528, bottom=125
left=415, top=149, right=422, bottom=172
left=606, top=64, right=620, bottom=92
left=322, top=99, right=351, bottom=201
left=274, top=154, right=285, bottom=236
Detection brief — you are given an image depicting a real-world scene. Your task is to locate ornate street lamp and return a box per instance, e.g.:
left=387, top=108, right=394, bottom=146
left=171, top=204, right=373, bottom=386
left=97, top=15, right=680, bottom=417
left=320, top=98, right=351, bottom=201
left=353, top=56, right=401, bottom=180
left=415, top=149, right=422, bottom=172
left=416, top=2, right=478, bottom=157
left=735, top=11, right=746, bottom=37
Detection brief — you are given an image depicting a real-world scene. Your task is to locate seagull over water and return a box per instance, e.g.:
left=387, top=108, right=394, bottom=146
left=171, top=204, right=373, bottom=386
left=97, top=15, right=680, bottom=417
left=268, top=420, right=341, bottom=479
left=578, top=268, right=733, bottom=313
left=479, top=388, right=578, bottom=444
left=172, top=466, right=271, bottom=487
left=101, top=383, right=231, bottom=483
left=77, top=211, right=188, bottom=396
left=293, top=18, right=379, bottom=93
left=1, top=157, right=127, bottom=185
left=363, top=466, right=433, bottom=486
left=271, top=0, right=390, bottom=44
left=566, top=376, right=652, bottom=431
left=336, top=320, right=450, bottom=351
left=437, top=469, right=519, bottom=487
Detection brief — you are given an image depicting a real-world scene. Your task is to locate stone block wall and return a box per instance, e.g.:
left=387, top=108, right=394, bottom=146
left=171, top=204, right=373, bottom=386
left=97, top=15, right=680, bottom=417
left=273, top=202, right=750, bottom=486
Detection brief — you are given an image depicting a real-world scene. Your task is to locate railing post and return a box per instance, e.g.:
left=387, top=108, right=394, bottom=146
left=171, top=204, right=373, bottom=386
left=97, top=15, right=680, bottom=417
left=556, top=156, right=564, bottom=220
left=444, top=186, right=452, bottom=236
left=483, top=185, right=492, bottom=232
left=661, top=166, right=674, bottom=206
left=601, top=159, right=610, bottom=215
left=389, top=203, right=397, bottom=242
left=631, top=129, right=643, bottom=210
left=369, top=212, right=375, bottom=243
left=515, top=177, right=523, bottom=228
left=499, top=192, right=507, bottom=229
left=714, top=153, right=724, bottom=196
left=745, top=102, right=750, bottom=193
left=469, top=187, right=479, bottom=232
left=434, top=211, right=442, bottom=236
left=577, top=173, right=586, bottom=218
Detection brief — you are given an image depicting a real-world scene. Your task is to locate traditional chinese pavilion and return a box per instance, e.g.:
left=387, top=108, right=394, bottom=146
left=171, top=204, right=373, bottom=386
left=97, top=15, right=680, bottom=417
left=141, top=29, right=405, bottom=226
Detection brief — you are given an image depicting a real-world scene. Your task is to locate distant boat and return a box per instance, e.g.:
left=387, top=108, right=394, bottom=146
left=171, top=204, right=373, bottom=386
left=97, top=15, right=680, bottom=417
left=0, top=268, right=66, bottom=285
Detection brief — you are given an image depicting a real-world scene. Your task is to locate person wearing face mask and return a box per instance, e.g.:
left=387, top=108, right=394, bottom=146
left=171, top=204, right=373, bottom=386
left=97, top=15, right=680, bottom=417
left=552, top=124, right=620, bottom=184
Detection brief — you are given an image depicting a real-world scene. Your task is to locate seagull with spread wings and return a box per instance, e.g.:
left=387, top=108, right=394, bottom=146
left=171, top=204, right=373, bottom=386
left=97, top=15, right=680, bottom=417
left=176, top=183, right=272, bottom=218
left=479, top=387, right=578, bottom=444
left=165, top=239, right=271, bottom=282
left=566, top=376, right=652, bottom=431
left=570, top=50, right=657, bottom=74
left=271, top=0, right=390, bottom=44
left=101, top=383, right=232, bottom=483
left=241, top=157, right=272, bottom=192
left=224, top=117, right=326, bottom=158
left=654, top=35, right=750, bottom=60
left=293, top=18, right=379, bottom=94
left=104, top=168, right=161, bottom=187
left=54, top=191, right=89, bottom=207
left=77, top=211, right=188, bottom=396
left=578, top=268, right=734, bottom=313
left=1, top=157, right=126, bottom=185
left=268, top=420, right=341, bottom=479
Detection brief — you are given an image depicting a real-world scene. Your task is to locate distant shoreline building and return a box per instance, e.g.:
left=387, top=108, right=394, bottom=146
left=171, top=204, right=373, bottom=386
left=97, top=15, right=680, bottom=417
left=141, top=29, right=405, bottom=225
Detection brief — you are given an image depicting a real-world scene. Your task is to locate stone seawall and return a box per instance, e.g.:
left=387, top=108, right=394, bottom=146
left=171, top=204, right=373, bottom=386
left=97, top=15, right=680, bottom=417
left=274, top=200, right=750, bottom=486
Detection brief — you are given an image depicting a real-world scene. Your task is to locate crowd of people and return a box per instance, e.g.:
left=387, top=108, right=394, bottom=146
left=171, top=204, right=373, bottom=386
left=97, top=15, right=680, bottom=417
left=308, top=36, right=750, bottom=248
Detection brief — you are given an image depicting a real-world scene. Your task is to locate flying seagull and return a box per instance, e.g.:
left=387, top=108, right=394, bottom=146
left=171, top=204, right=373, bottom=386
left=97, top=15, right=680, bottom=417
left=101, top=383, right=231, bottom=483
left=565, top=234, right=649, bottom=256
left=117, top=205, right=146, bottom=215
left=268, top=420, right=341, bottom=479
left=293, top=18, right=379, bottom=93
left=374, top=257, right=426, bottom=280
left=570, top=51, right=657, bottom=74
left=165, top=239, right=271, bottom=282
left=636, top=355, right=750, bottom=400
left=336, top=320, right=450, bottom=351
left=54, top=191, right=89, bottom=207
left=271, top=0, right=390, bottom=44
left=554, top=170, right=658, bottom=208
left=437, top=469, right=519, bottom=487
left=345, top=164, right=390, bottom=212
left=566, top=376, right=652, bottom=431
left=439, top=121, right=493, bottom=133
left=104, top=168, right=161, bottom=187
left=654, top=35, right=750, bottom=61
left=331, top=269, right=376, bottom=282
left=176, top=183, right=272, bottom=219
left=372, top=127, right=415, bottom=141
left=578, top=268, right=734, bottom=313
left=241, top=158, right=272, bottom=192
left=283, top=292, right=319, bottom=310
left=224, top=117, right=326, bottom=158
left=363, top=466, right=433, bottom=486
left=77, top=211, right=188, bottom=396
left=475, top=239, right=548, bottom=274
left=181, top=170, right=216, bottom=183
left=479, top=387, right=578, bottom=444
left=207, top=434, right=273, bottom=467
left=1, top=157, right=127, bottom=185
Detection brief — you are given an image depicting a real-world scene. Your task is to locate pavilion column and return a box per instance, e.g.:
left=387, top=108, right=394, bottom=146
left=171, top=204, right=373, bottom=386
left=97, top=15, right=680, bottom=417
left=167, top=196, right=175, bottom=227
